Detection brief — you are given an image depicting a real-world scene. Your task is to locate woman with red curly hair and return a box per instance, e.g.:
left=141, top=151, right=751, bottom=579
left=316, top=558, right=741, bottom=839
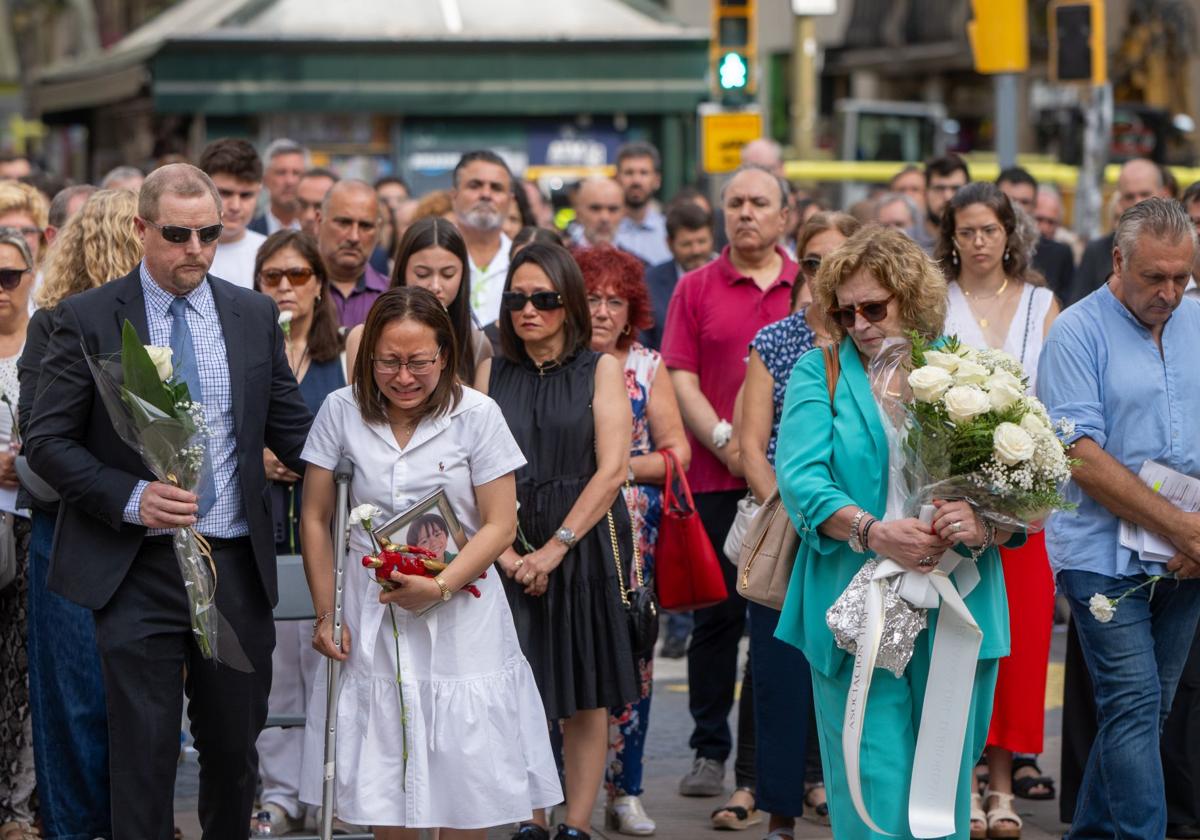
left=575, top=244, right=691, bottom=835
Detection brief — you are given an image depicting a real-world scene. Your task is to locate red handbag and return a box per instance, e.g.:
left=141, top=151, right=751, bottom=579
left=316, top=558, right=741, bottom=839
left=655, top=448, right=729, bottom=612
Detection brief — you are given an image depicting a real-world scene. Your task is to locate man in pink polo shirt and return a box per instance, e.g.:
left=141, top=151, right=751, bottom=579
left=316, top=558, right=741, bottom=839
left=661, top=164, right=796, bottom=806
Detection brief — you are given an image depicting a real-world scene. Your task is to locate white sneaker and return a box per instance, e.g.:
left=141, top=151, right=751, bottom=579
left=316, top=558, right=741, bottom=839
left=605, top=795, right=656, bottom=835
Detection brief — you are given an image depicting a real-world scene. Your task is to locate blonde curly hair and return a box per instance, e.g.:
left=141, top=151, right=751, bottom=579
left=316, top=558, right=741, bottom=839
left=811, top=224, right=947, bottom=342
left=37, top=189, right=142, bottom=310
left=0, top=180, right=50, bottom=259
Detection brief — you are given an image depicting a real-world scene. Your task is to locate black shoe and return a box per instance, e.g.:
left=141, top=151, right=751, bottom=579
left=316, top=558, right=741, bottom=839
left=511, top=824, right=550, bottom=840
left=660, top=635, right=687, bottom=658
left=554, top=825, right=591, bottom=840
left=1167, top=824, right=1200, bottom=839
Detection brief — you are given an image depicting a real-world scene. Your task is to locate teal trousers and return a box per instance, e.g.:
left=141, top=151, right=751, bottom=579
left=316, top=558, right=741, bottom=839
left=811, top=636, right=999, bottom=840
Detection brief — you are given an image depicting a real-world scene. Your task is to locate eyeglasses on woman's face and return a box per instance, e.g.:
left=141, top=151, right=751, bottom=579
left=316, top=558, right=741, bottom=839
left=953, top=224, right=1004, bottom=246
left=371, top=346, right=443, bottom=375
left=258, top=266, right=316, bottom=288
left=827, top=296, right=895, bottom=329
left=501, top=290, right=563, bottom=312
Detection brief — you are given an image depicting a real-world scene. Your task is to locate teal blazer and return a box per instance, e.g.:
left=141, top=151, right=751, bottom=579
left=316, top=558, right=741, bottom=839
left=774, top=336, right=1012, bottom=678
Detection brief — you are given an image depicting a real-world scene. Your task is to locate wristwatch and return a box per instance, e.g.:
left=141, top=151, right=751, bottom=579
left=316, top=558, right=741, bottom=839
left=711, top=419, right=733, bottom=449
left=555, top=526, right=578, bottom=548
left=433, top=574, right=452, bottom=602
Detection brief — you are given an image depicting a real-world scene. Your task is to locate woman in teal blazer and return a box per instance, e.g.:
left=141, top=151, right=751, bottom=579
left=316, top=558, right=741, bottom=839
left=774, top=227, right=1017, bottom=840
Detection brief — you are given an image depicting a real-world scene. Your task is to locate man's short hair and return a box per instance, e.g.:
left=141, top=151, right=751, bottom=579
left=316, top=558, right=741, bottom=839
left=452, top=150, right=512, bottom=188
left=302, top=166, right=340, bottom=184
left=996, top=166, right=1038, bottom=192
left=139, top=163, right=221, bottom=223
left=924, top=153, right=971, bottom=187
left=198, top=138, right=263, bottom=183
left=263, top=138, right=308, bottom=165
left=875, top=192, right=919, bottom=225
left=1114, top=196, right=1197, bottom=262
left=100, top=166, right=144, bottom=189
left=374, top=175, right=409, bottom=192
left=616, top=141, right=661, bottom=173
left=718, top=164, right=790, bottom=209
left=666, top=202, right=712, bottom=240
left=48, top=184, right=99, bottom=228
left=1181, top=180, right=1200, bottom=208
left=889, top=164, right=922, bottom=188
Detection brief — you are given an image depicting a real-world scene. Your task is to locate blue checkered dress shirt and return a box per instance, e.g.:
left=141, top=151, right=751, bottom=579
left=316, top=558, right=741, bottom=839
left=122, top=263, right=248, bottom=538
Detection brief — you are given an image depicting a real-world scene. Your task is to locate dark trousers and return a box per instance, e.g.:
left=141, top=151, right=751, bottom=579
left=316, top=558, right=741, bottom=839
left=688, top=489, right=756, bottom=788
left=93, top=537, right=274, bottom=840
left=1163, top=622, right=1200, bottom=828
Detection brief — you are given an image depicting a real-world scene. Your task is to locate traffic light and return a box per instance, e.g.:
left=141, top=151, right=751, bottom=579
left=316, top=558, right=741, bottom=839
left=712, top=0, right=756, bottom=99
left=1049, top=0, right=1106, bottom=85
left=966, top=0, right=1029, bottom=75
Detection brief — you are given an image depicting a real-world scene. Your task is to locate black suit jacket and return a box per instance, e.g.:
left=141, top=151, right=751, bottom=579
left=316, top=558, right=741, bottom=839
left=641, top=260, right=682, bottom=351
left=1031, top=236, right=1075, bottom=303
left=247, top=214, right=270, bottom=236
left=1065, top=232, right=1115, bottom=308
left=26, top=268, right=313, bottom=610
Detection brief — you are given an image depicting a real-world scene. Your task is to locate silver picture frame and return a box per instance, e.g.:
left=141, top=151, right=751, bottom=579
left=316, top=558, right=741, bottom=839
left=372, top=487, right=468, bottom=564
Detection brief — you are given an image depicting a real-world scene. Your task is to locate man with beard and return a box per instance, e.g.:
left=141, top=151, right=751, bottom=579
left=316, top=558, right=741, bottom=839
left=295, top=167, right=338, bottom=239
left=921, top=153, right=970, bottom=253
left=614, top=141, right=671, bottom=266
left=642, top=201, right=714, bottom=350
left=451, top=150, right=514, bottom=327
left=571, top=177, right=625, bottom=248
left=661, top=164, right=796, bottom=811
left=317, top=179, right=386, bottom=328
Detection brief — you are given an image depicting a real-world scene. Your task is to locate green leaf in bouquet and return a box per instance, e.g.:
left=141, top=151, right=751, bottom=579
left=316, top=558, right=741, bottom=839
left=121, top=320, right=175, bottom=415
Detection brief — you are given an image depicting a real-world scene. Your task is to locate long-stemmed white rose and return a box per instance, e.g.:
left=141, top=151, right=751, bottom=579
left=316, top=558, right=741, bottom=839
left=943, top=385, right=991, bottom=425
left=993, top=422, right=1037, bottom=466
left=908, top=365, right=954, bottom=403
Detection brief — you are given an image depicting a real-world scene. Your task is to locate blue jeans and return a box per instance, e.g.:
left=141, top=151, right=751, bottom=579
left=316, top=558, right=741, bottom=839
left=1058, top=569, right=1200, bottom=840
left=26, top=509, right=111, bottom=839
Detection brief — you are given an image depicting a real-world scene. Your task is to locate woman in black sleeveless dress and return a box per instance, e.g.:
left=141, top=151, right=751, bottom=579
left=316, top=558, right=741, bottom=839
left=479, top=243, right=638, bottom=840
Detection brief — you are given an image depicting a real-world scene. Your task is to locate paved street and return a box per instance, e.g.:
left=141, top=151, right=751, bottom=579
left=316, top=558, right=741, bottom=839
left=175, top=626, right=1069, bottom=839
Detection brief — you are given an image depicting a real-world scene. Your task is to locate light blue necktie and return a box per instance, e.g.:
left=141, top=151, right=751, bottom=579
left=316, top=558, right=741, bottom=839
left=169, top=296, right=216, bottom=516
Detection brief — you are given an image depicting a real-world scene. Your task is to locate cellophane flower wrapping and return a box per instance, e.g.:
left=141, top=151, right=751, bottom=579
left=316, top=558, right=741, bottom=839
left=867, top=334, right=1075, bottom=532
left=86, top=321, right=229, bottom=663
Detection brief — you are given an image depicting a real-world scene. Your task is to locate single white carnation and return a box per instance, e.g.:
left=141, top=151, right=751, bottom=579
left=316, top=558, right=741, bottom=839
left=943, top=385, right=991, bottom=424
left=349, top=503, right=383, bottom=526
left=994, top=422, right=1037, bottom=466
left=1088, top=592, right=1116, bottom=623
left=278, top=310, right=294, bottom=326
left=144, top=345, right=173, bottom=382
left=908, top=365, right=954, bottom=403
left=922, top=351, right=961, bottom=373
left=953, top=359, right=989, bottom=385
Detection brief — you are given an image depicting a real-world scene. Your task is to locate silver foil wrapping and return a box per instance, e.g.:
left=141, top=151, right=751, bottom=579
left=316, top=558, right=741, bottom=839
left=826, top=559, right=928, bottom=678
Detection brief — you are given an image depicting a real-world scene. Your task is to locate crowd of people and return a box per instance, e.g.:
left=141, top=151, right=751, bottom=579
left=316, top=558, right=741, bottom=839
left=0, top=133, right=1197, bottom=840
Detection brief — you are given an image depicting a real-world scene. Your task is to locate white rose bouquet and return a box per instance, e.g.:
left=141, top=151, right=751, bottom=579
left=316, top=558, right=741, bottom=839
left=871, top=333, right=1075, bottom=530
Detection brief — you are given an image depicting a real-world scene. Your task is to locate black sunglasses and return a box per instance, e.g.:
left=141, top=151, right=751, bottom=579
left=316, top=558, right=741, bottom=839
left=0, top=268, right=28, bottom=291
left=827, top=296, right=895, bottom=329
left=501, top=290, right=564, bottom=312
left=143, top=219, right=223, bottom=245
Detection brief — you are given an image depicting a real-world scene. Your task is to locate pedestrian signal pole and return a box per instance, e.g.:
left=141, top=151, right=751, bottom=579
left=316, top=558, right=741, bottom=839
left=967, top=0, right=1029, bottom=169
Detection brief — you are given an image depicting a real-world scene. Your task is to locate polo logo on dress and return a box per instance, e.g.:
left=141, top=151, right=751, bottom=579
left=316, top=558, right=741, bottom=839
left=438, top=461, right=445, bottom=472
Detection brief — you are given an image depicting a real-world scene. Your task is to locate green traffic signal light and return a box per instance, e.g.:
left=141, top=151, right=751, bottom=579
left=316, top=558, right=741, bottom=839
left=718, top=51, right=749, bottom=90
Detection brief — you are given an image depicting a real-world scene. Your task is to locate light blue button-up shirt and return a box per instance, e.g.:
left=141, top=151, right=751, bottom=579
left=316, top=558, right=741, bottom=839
left=615, top=208, right=671, bottom=266
left=1038, top=282, right=1200, bottom=578
left=122, top=263, right=248, bottom=538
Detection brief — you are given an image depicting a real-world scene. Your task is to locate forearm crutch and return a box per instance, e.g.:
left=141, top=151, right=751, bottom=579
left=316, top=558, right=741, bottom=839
left=321, top=456, right=354, bottom=840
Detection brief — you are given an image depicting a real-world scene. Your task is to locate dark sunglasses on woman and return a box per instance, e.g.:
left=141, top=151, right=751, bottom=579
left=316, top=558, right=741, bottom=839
left=259, top=267, right=316, bottom=287
left=827, top=296, right=894, bottom=329
left=501, top=290, right=564, bottom=312
left=0, top=268, right=29, bottom=291
left=142, top=219, right=223, bottom=245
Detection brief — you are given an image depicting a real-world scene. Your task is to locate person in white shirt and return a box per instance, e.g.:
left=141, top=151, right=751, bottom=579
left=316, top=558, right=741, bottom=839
left=451, top=150, right=513, bottom=327
left=199, top=138, right=267, bottom=289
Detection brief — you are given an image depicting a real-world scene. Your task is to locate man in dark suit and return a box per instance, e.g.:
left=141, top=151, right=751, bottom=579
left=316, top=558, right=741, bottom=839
left=26, top=163, right=313, bottom=838
left=641, top=201, right=715, bottom=350
left=996, top=166, right=1076, bottom=301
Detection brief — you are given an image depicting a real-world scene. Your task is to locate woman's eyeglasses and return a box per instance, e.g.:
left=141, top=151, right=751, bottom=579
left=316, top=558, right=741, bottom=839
left=371, top=347, right=442, bottom=375
left=142, top=219, right=223, bottom=245
left=953, top=224, right=1004, bottom=245
left=501, top=290, right=563, bottom=312
left=0, top=268, right=29, bottom=291
left=827, top=296, right=895, bottom=329
left=259, top=267, right=316, bottom=287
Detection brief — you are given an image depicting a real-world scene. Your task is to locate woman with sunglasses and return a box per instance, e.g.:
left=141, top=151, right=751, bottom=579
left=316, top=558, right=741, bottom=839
left=774, top=226, right=1020, bottom=839
left=18, top=188, right=143, bottom=840
left=251, top=229, right=347, bottom=834
left=734, top=211, right=858, bottom=839
left=299, top=286, right=560, bottom=836
left=936, top=182, right=1060, bottom=838
left=0, top=228, right=38, bottom=840
left=477, top=243, right=639, bottom=840
left=574, top=244, right=691, bottom=836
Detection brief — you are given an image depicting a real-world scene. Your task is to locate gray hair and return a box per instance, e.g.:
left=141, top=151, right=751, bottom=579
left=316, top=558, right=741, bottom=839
left=1114, top=196, right=1197, bottom=263
left=48, top=184, right=98, bottom=228
left=0, top=227, right=35, bottom=269
left=263, top=138, right=309, bottom=166
left=875, top=191, right=920, bottom=227
left=719, top=164, right=790, bottom=209
left=138, top=163, right=221, bottom=223
left=99, top=166, right=143, bottom=190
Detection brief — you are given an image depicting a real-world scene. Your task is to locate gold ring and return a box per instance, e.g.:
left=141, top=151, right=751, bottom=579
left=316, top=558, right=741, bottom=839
left=515, top=558, right=524, bottom=568
left=951, top=521, right=963, bottom=533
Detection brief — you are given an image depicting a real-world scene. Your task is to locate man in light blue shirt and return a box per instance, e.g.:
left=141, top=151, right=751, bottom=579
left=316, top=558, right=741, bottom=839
left=1039, top=197, right=1200, bottom=839
left=614, top=141, right=672, bottom=266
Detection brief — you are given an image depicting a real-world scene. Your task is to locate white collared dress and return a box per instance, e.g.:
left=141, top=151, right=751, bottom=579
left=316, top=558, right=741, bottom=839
left=298, top=386, right=562, bottom=828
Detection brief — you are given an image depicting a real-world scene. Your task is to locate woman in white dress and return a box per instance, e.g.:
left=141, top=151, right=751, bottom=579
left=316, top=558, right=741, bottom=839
left=299, top=286, right=562, bottom=837
left=935, top=181, right=1059, bottom=840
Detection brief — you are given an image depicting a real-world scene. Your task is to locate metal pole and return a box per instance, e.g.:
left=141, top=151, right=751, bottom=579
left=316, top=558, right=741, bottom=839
left=994, top=73, right=1018, bottom=169
left=321, top=456, right=355, bottom=840
left=790, top=15, right=818, bottom=159
left=1075, top=82, right=1112, bottom=241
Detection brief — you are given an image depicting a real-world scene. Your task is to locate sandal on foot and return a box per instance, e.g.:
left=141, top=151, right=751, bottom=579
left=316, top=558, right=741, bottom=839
left=711, top=788, right=763, bottom=831
left=984, top=791, right=1022, bottom=839
left=803, top=782, right=831, bottom=826
left=970, top=793, right=987, bottom=840
left=1011, top=757, right=1055, bottom=800
left=0, top=824, right=39, bottom=840
left=512, top=824, right=551, bottom=840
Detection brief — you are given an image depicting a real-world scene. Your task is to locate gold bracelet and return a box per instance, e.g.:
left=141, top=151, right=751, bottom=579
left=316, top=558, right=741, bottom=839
left=312, top=610, right=333, bottom=633
left=433, top=575, right=452, bottom=602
